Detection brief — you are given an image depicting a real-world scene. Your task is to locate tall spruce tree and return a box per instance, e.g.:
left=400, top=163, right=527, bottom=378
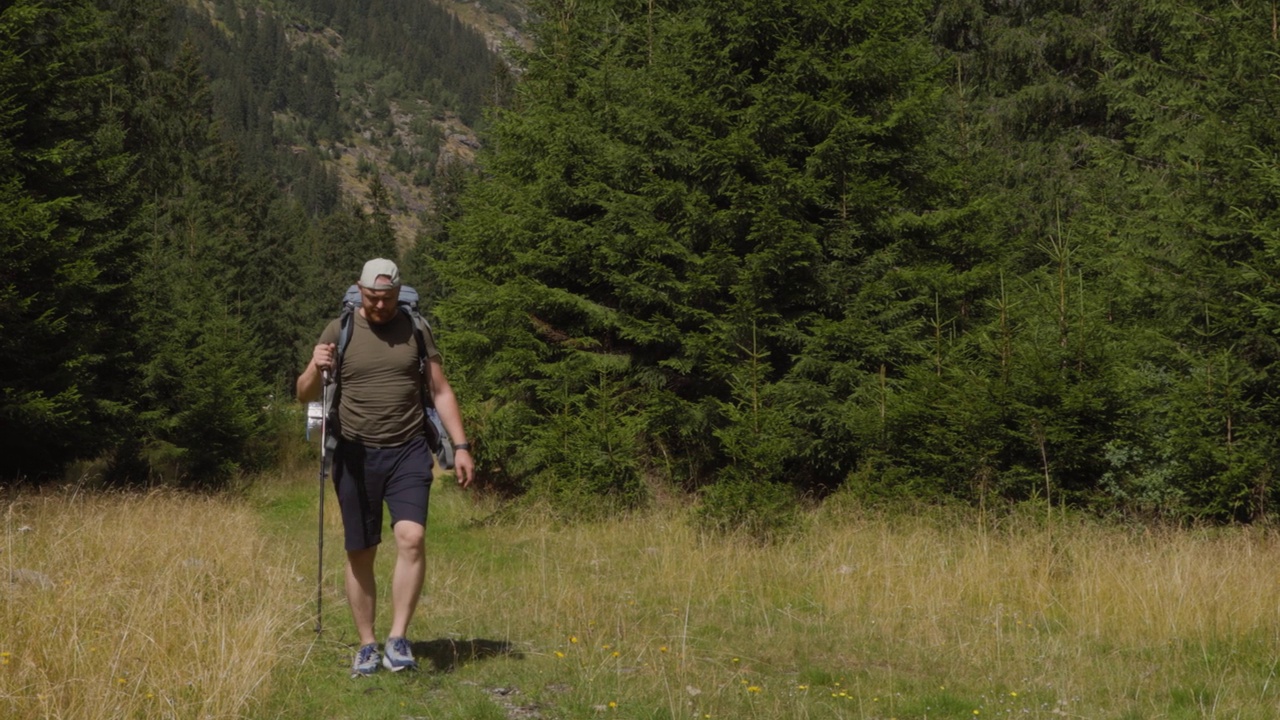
left=907, top=0, right=1138, bottom=508
left=1085, top=0, right=1280, bottom=519
left=437, top=0, right=955, bottom=506
left=0, top=0, right=141, bottom=479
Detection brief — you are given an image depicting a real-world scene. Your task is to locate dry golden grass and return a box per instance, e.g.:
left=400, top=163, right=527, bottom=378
left=420, top=497, right=1280, bottom=718
left=1, top=488, right=306, bottom=720
left=791, top=510, right=1280, bottom=715
left=6, top=476, right=1280, bottom=719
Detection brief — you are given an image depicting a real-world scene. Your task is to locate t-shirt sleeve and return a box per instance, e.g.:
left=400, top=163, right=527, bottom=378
left=317, top=318, right=340, bottom=347
left=418, top=319, right=442, bottom=360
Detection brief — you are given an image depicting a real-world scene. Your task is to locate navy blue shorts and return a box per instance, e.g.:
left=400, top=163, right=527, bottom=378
left=332, top=435, right=433, bottom=551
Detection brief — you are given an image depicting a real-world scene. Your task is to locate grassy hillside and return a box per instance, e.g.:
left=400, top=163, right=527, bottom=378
left=180, top=0, right=522, bottom=250
left=437, top=0, right=530, bottom=57
left=307, top=0, right=524, bottom=250
left=280, top=0, right=513, bottom=250
left=5, top=465, right=1280, bottom=718
left=287, top=0, right=527, bottom=250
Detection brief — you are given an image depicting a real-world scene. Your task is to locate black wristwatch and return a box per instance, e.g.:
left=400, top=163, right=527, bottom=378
left=454, top=442, right=471, bottom=452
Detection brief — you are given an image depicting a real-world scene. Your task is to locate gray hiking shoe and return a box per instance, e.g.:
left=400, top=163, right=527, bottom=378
left=382, top=636, right=418, bottom=672
left=351, top=643, right=381, bottom=677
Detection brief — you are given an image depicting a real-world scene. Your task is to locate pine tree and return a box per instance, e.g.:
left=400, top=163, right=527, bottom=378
left=437, top=0, right=955, bottom=503
left=1086, top=0, right=1280, bottom=519
left=0, top=0, right=141, bottom=479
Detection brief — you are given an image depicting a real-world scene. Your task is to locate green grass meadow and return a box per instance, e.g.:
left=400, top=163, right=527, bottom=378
left=5, top=464, right=1280, bottom=719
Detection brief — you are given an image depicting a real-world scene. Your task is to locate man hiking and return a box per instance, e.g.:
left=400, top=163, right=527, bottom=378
left=297, top=258, right=474, bottom=677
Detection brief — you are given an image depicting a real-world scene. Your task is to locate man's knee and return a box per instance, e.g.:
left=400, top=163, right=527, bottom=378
left=393, top=520, right=425, bottom=550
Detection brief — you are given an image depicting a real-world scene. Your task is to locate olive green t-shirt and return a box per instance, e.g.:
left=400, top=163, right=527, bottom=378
left=318, top=310, right=441, bottom=447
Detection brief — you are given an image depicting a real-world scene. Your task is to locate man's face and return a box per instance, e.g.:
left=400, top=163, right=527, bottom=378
left=360, top=280, right=400, bottom=325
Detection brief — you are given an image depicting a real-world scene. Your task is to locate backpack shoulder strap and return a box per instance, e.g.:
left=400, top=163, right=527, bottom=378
left=403, top=307, right=435, bottom=410
left=401, top=307, right=442, bottom=452
left=334, top=285, right=362, bottom=376
left=334, top=309, right=355, bottom=376
left=324, top=290, right=361, bottom=449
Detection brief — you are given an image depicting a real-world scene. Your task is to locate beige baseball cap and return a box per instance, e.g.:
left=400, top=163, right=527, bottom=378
left=358, top=258, right=401, bottom=290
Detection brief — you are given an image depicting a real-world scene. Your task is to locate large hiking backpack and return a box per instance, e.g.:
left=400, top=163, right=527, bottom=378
left=322, top=284, right=455, bottom=469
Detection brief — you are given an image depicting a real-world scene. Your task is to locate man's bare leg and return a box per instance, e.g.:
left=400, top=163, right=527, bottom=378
left=345, top=546, right=378, bottom=646
left=388, top=520, right=425, bottom=638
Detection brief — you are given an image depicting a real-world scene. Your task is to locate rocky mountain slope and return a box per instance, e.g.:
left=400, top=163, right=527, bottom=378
left=282, top=0, right=529, bottom=249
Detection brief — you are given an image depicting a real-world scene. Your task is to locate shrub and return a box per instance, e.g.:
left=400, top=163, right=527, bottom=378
left=693, top=477, right=801, bottom=543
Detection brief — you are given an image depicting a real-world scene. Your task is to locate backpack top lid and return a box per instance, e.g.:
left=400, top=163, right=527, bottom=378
left=341, top=284, right=420, bottom=313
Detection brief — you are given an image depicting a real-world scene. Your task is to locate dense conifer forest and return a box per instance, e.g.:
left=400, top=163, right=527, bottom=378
left=6, top=0, right=1280, bottom=525
left=0, top=0, right=501, bottom=485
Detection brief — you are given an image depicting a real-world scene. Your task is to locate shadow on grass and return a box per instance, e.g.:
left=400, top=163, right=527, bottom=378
left=412, top=638, right=522, bottom=673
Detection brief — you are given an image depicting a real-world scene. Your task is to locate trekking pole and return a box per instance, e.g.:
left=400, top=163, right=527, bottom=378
left=316, top=369, right=331, bottom=635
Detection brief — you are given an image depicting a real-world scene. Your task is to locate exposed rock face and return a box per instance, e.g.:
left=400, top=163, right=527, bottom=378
left=282, top=1, right=524, bottom=250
